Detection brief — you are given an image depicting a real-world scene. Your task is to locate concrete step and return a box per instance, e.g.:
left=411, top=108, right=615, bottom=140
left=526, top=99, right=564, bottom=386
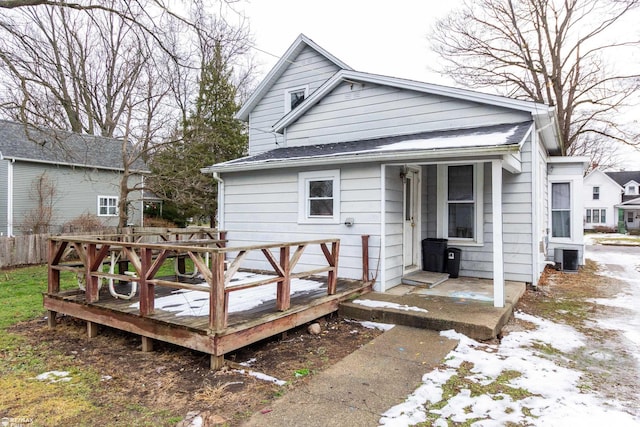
left=401, top=271, right=449, bottom=288
left=339, top=291, right=514, bottom=341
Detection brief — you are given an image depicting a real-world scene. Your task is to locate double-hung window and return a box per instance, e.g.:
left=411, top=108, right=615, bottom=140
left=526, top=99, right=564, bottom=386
left=438, top=164, right=483, bottom=243
left=98, top=196, right=118, bottom=216
left=585, top=209, right=606, bottom=224
left=298, top=170, right=340, bottom=224
left=592, top=186, right=600, bottom=200
left=551, top=183, right=571, bottom=237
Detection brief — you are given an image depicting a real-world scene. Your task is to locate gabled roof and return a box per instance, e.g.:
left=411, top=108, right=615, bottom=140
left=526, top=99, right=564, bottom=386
left=0, top=120, right=148, bottom=172
left=203, top=121, right=532, bottom=173
left=606, top=171, right=640, bottom=187
left=235, top=34, right=352, bottom=121
left=270, top=69, right=561, bottom=154
left=584, top=169, right=624, bottom=190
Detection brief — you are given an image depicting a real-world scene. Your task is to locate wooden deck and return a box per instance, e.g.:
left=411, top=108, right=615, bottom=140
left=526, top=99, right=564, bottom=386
left=44, top=229, right=372, bottom=368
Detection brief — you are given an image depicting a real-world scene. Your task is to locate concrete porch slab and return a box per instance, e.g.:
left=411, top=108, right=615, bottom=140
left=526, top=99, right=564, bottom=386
left=339, top=280, right=526, bottom=341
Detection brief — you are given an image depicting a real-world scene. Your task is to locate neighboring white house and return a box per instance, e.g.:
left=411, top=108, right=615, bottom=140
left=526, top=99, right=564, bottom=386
left=607, top=171, right=640, bottom=232
left=0, top=120, right=148, bottom=236
left=582, top=169, right=623, bottom=231
left=201, top=34, right=588, bottom=306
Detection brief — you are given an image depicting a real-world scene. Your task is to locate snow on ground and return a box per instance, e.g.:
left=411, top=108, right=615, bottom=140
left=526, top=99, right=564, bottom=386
left=129, top=272, right=325, bottom=316
left=352, top=299, right=429, bottom=313
left=379, top=239, right=640, bottom=426
left=379, top=313, right=639, bottom=426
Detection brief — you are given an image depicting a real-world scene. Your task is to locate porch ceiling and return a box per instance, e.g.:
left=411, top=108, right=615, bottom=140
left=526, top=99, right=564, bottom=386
left=203, top=121, right=533, bottom=173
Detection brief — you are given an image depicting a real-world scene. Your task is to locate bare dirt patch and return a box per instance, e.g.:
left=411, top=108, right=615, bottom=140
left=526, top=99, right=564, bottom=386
left=8, top=313, right=382, bottom=426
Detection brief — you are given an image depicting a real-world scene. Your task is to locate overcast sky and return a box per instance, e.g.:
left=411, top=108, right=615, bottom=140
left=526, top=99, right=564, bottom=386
left=234, top=0, right=640, bottom=170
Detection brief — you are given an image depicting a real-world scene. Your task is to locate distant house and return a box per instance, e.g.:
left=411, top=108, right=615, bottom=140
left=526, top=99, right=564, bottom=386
left=202, top=34, right=588, bottom=304
left=582, top=169, right=623, bottom=231
left=607, top=171, right=640, bottom=232
left=0, top=120, right=148, bottom=236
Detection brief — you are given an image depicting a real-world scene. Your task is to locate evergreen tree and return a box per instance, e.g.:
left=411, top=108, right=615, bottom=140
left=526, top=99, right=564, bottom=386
left=150, top=40, right=247, bottom=226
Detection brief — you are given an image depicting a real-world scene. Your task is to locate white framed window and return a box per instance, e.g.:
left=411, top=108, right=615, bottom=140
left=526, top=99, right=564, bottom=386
left=437, top=164, right=483, bottom=244
left=585, top=208, right=606, bottom=224
left=284, top=85, right=309, bottom=113
left=628, top=185, right=637, bottom=195
left=592, top=186, right=599, bottom=200
left=551, top=182, right=571, bottom=237
left=298, top=170, right=340, bottom=224
left=98, top=196, right=118, bottom=216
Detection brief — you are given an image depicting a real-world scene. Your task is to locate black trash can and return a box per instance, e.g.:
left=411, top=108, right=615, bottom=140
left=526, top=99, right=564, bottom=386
left=446, top=247, right=462, bottom=278
left=422, top=238, right=447, bottom=273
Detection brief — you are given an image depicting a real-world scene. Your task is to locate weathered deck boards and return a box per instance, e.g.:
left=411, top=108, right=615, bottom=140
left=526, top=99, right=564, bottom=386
left=44, top=276, right=371, bottom=359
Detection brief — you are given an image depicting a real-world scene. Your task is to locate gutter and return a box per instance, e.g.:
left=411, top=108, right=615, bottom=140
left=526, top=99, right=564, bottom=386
left=2, top=155, right=149, bottom=174
left=202, top=144, right=521, bottom=174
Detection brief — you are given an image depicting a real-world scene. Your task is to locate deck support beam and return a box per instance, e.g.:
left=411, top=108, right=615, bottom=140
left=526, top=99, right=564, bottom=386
left=211, top=355, right=225, bottom=370
left=491, top=160, right=505, bottom=308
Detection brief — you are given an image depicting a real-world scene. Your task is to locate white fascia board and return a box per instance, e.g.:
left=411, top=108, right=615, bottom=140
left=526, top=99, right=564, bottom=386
left=235, top=34, right=352, bottom=122
left=4, top=156, right=148, bottom=174
left=272, top=69, right=557, bottom=134
left=548, top=156, right=590, bottom=169
left=203, top=144, right=520, bottom=174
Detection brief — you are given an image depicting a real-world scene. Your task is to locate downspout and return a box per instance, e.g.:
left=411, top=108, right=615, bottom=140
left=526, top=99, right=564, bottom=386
left=7, top=158, right=14, bottom=236
left=212, top=172, right=225, bottom=230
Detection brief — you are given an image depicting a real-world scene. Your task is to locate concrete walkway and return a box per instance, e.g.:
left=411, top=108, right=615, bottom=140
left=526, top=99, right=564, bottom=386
left=242, top=326, right=458, bottom=427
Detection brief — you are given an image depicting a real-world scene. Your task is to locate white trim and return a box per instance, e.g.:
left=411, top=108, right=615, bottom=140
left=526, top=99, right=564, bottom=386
left=379, top=164, right=386, bottom=292
left=436, top=163, right=484, bottom=245
left=7, top=160, right=13, bottom=236
left=548, top=179, right=579, bottom=243
left=402, top=167, right=421, bottom=274
left=97, top=195, right=119, bottom=217
left=297, top=169, right=341, bottom=224
left=492, top=160, right=504, bottom=308
left=530, top=132, right=541, bottom=285
left=284, top=85, right=309, bottom=114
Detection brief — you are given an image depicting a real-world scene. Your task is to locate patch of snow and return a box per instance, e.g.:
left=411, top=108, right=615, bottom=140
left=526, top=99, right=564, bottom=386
left=130, top=272, right=325, bottom=317
left=35, top=371, right=71, bottom=383
left=234, top=369, right=286, bottom=386
left=352, top=299, right=428, bottom=313
left=374, top=126, right=518, bottom=152
left=380, top=316, right=639, bottom=426
left=448, top=291, right=493, bottom=302
left=356, top=320, right=396, bottom=331
left=239, top=358, right=256, bottom=367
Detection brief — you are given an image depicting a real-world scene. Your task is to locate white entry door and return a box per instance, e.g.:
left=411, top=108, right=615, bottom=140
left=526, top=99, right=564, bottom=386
left=403, top=168, right=420, bottom=271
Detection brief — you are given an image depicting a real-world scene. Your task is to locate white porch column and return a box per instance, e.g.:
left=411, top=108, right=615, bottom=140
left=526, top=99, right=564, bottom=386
left=492, top=160, right=505, bottom=308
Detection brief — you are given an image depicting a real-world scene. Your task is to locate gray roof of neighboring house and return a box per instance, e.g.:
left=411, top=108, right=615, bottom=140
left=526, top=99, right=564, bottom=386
left=0, top=119, right=148, bottom=172
left=606, top=171, right=640, bottom=187
left=205, top=121, right=533, bottom=173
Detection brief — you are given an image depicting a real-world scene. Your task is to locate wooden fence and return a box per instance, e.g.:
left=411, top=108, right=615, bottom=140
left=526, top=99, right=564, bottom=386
left=0, top=227, right=216, bottom=269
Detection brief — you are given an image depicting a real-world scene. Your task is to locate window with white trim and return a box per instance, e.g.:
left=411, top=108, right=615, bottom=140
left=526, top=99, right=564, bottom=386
left=628, top=185, right=637, bottom=195
left=592, top=186, right=599, bottom=200
left=438, top=164, right=483, bottom=243
left=284, top=86, right=309, bottom=113
left=298, top=170, right=340, bottom=224
left=98, top=196, right=118, bottom=216
left=551, top=183, right=571, bottom=237
left=585, top=208, right=606, bottom=224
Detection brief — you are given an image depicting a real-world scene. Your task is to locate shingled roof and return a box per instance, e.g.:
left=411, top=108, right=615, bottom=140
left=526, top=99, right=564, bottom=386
left=0, top=120, right=148, bottom=172
left=606, top=171, right=640, bottom=187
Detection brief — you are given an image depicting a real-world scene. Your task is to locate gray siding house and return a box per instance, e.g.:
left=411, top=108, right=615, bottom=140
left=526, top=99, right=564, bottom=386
left=202, top=34, right=587, bottom=307
left=0, top=120, right=147, bottom=236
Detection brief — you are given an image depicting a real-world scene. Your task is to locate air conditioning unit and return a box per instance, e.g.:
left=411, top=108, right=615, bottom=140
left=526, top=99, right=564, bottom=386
left=554, top=248, right=579, bottom=272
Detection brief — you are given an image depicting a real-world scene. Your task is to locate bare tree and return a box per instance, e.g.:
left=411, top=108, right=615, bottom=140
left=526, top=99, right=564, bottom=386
left=21, top=172, right=57, bottom=234
left=430, top=0, right=640, bottom=161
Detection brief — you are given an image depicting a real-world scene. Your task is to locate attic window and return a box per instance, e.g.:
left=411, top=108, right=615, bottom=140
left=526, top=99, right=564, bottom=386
left=285, top=86, right=309, bottom=113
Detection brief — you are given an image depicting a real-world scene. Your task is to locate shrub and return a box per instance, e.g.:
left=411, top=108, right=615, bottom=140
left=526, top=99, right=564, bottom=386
left=61, top=213, right=108, bottom=233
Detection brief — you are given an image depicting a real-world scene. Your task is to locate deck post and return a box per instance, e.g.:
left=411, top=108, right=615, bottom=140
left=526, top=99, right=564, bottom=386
left=328, top=240, right=340, bottom=295
left=47, top=310, right=57, bottom=328
left=87, top=321, right=98, bottom=338
left=361, top=235, right=370, bottom=282
left=211, top=354, right=225, bottom=370
left=277, top=245, right=291, bottom=311
left=210, top=251, right=226, bottom=331
left=47, top=239, right=61, bottom=294
left=141, top=336, right=154, bottom=352
left=86, top=243, right=99, bottom=303
left=139, top=247, right=154, bottom=316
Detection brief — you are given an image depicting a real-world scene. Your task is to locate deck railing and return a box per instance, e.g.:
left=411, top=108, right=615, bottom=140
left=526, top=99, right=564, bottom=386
left=47, top=230, right=340, bottom=333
